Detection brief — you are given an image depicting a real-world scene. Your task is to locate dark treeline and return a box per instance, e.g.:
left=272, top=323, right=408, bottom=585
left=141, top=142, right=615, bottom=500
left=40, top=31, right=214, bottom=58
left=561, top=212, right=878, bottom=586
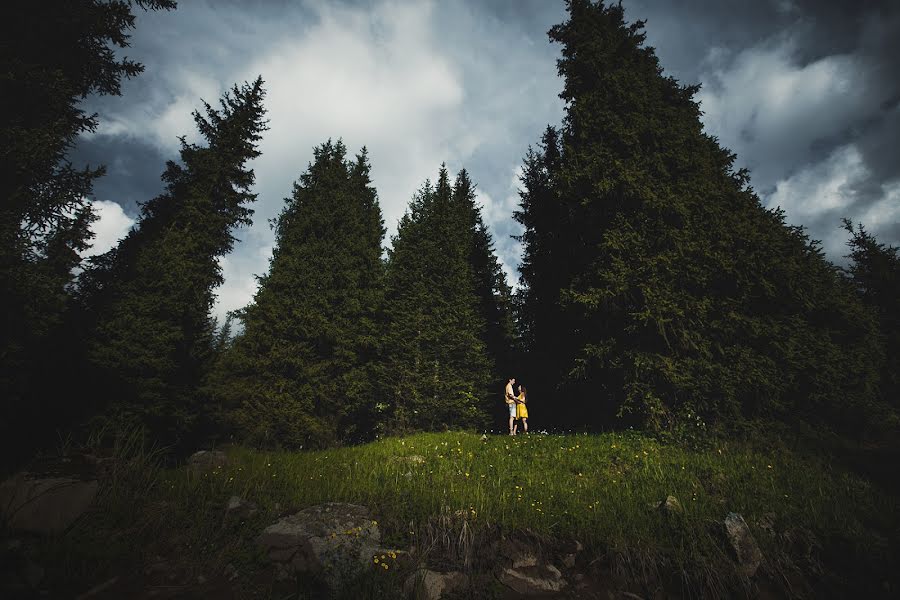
left=2, top=0, right=897, bottom=465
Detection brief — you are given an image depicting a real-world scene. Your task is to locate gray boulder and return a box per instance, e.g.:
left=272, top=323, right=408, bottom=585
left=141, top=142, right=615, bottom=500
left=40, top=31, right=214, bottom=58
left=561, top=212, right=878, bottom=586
left=724, top=512, right=763, bottom=577
left=0, top=474, right=98, bottom=535
left=498, top=563, right=567, bottom=594
left=404, top=569, right=466, bottom=600
left=225, top=495, right=257, bottom=519
left=256, top=502, right=381, bottom=592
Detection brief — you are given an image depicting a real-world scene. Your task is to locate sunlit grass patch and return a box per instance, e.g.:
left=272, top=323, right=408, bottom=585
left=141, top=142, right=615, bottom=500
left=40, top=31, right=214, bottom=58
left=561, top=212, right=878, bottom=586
left=30, top=429, right=898, bottom=598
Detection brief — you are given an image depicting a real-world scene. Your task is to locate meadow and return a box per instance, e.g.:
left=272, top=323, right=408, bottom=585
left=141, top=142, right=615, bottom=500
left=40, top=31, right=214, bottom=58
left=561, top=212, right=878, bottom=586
left=28, top=430, right=899, bottom=598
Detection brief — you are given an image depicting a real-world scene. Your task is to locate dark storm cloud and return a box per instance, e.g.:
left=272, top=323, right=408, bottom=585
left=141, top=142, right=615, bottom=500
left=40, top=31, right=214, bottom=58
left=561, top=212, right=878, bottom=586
left=614, top=0, right=899, bottom=258
left=75, top=136, right=168, bottom=212
left=69, top=0, right=898, bottom=316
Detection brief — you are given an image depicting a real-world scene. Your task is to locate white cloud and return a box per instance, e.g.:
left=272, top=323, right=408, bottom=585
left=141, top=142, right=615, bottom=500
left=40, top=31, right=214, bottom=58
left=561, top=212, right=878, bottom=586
left=477, top=166, right=525, bottom=290
left=697, top=38, right=874, bottom=191
left=83, top=200, right=136, bottom=257
left=79, top=0, right=565, bottom=319
left=767, top=144, right=865, bottom=217
left=766, top=144, right=900, bottom=257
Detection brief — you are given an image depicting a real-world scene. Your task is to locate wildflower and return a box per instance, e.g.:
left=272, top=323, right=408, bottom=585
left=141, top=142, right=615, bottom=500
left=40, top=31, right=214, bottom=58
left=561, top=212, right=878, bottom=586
left=381, top=562, right=389, bottom=570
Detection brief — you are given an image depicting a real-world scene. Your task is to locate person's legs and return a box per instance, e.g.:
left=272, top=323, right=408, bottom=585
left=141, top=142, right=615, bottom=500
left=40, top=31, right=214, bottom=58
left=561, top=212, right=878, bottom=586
left=522, top=418, right=528, bottom=433
left=508, top=404, right=515, bottom=435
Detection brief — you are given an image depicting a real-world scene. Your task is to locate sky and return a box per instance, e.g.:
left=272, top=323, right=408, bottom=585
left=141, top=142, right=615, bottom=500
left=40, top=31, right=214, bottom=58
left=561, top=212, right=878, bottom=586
left=72, top=0, right=900, bottom=323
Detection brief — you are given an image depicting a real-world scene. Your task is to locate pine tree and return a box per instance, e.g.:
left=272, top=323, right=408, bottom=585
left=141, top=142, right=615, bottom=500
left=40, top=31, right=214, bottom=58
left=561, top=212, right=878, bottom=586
left=513, top=127, right=577, bottom=423
left=208, top=140, right=385, bottom=449
left=842, top=218, right=900, bottom=415
left=0, top=0, right=176, bottom=458
left=452, top=170, right=517, bottom=404
left=380, top=166, right=493, bottom=433
left=77, top=78, right=267, bottom=445
left=515, top=0, right=885, bottom=437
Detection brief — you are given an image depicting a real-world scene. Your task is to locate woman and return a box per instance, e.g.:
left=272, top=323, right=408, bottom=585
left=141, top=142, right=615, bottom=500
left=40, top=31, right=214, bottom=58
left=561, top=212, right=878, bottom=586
left=514, top=384, right=528, bottom=434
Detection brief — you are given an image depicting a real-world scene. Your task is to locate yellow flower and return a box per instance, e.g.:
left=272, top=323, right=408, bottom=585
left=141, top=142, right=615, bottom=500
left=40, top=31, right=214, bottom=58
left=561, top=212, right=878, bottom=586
left=381, top=563, right=389, bottom=570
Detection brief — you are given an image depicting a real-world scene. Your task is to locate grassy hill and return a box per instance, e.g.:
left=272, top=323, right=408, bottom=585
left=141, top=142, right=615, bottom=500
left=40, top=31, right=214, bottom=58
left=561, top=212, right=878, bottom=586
left=10, top=430, right=899, bottom=598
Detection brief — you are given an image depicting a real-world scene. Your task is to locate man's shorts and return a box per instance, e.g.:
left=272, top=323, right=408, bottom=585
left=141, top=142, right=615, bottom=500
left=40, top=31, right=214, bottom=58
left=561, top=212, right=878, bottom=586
left=508, top=403, right=516, bottom=418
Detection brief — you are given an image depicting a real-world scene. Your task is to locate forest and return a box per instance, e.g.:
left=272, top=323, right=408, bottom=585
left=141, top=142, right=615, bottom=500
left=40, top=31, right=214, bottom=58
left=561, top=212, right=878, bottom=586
left=1, top=1, right=898, bottom=598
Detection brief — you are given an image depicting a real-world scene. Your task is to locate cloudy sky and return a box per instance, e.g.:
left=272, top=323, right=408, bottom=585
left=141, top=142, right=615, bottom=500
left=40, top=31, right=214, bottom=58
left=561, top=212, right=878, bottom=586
left=73, top=0, right=900, bottom=322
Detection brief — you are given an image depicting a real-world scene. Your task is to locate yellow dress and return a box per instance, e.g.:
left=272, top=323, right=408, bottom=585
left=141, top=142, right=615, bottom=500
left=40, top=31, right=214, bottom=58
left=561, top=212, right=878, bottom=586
left=516, top=393, right=528, bottom=419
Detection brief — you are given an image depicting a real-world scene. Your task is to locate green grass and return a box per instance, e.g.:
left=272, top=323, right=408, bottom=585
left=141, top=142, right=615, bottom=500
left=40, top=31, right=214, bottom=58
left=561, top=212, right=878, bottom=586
left=25, top=430, right=900, bottom=598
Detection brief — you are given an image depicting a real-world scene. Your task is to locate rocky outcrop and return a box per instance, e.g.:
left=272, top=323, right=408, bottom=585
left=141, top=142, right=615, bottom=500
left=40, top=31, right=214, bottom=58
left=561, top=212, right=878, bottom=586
left=404, top=569, right=466, bottom=600
left=0, top=473, right=98, bottom=535
left=724, top=512, right=763, bottom=577
left=256, top=502, right=383, bottom=593
left=498, top=563, right=567, bottom=594
left=225, top=496, right=257, bottom=519
left=495, top=535, right=569, bottom=594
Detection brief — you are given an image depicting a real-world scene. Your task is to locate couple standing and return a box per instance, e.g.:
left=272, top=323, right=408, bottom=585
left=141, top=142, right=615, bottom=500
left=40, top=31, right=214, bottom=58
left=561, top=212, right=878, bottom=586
left=504, top=377, right=528, bottom=435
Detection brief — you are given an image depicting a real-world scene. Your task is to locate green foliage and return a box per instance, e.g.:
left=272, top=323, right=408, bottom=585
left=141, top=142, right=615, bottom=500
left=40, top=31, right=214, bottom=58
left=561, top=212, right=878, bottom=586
left=380, top=167, right=496, bottom=433
left=0, top=0, right=176, bottom=460
left=841, top=218, right=900, bottom=417
left=514, top=0, right=888, bottom=438
left=208, top=140, right=386, bottom=449
left=31, top=432, right=900, bottom=598
left=455, top=170, right=518, bottom=399
left=77, top=78, right=268, bottom=446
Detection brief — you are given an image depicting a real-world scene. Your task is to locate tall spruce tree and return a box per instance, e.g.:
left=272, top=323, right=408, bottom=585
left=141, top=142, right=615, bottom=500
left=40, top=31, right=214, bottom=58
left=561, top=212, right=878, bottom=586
left=452, top=170, right=517, bottom=399
left=381, top=166, right=494, bottom=433
left=1, top=0, right=176, bottom=458
left=842, top=219, right=900, bottom=416
left=515, top=0, right=885, bottom=437
left=208, top=141, right=385, bottom=449
left=513, top=126, right=576, bottom=424
left=77, top=78, right=267, bottom=445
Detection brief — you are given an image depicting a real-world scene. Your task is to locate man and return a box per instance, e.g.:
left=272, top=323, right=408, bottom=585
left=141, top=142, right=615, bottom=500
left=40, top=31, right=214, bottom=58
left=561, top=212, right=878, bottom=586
left=505, top=377, right=517, bottom=435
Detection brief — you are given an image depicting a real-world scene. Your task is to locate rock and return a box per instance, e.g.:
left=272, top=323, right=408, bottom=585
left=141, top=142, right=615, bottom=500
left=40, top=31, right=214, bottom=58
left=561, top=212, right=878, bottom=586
left=187, top=450, right=228, bottom=474
left=561, top=539, right=583, bottom=568
left=663, top=496, right=682, bottom=514
left=404, top=569, right=466, bottom=600
left=498, top=563, right=567, bottom=595
left=0, top=473, right=98, bottom=535
left=481, top=434, right=488, bottom=442
left=648, top=495, right=682, bottom=515
left=256, top=502, right=381, bottom=593
left=724, top=512, right=763, bottom=577
left=225, top=495, right=257, bottom=518
left=498, top=536, right=538, bottom=569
